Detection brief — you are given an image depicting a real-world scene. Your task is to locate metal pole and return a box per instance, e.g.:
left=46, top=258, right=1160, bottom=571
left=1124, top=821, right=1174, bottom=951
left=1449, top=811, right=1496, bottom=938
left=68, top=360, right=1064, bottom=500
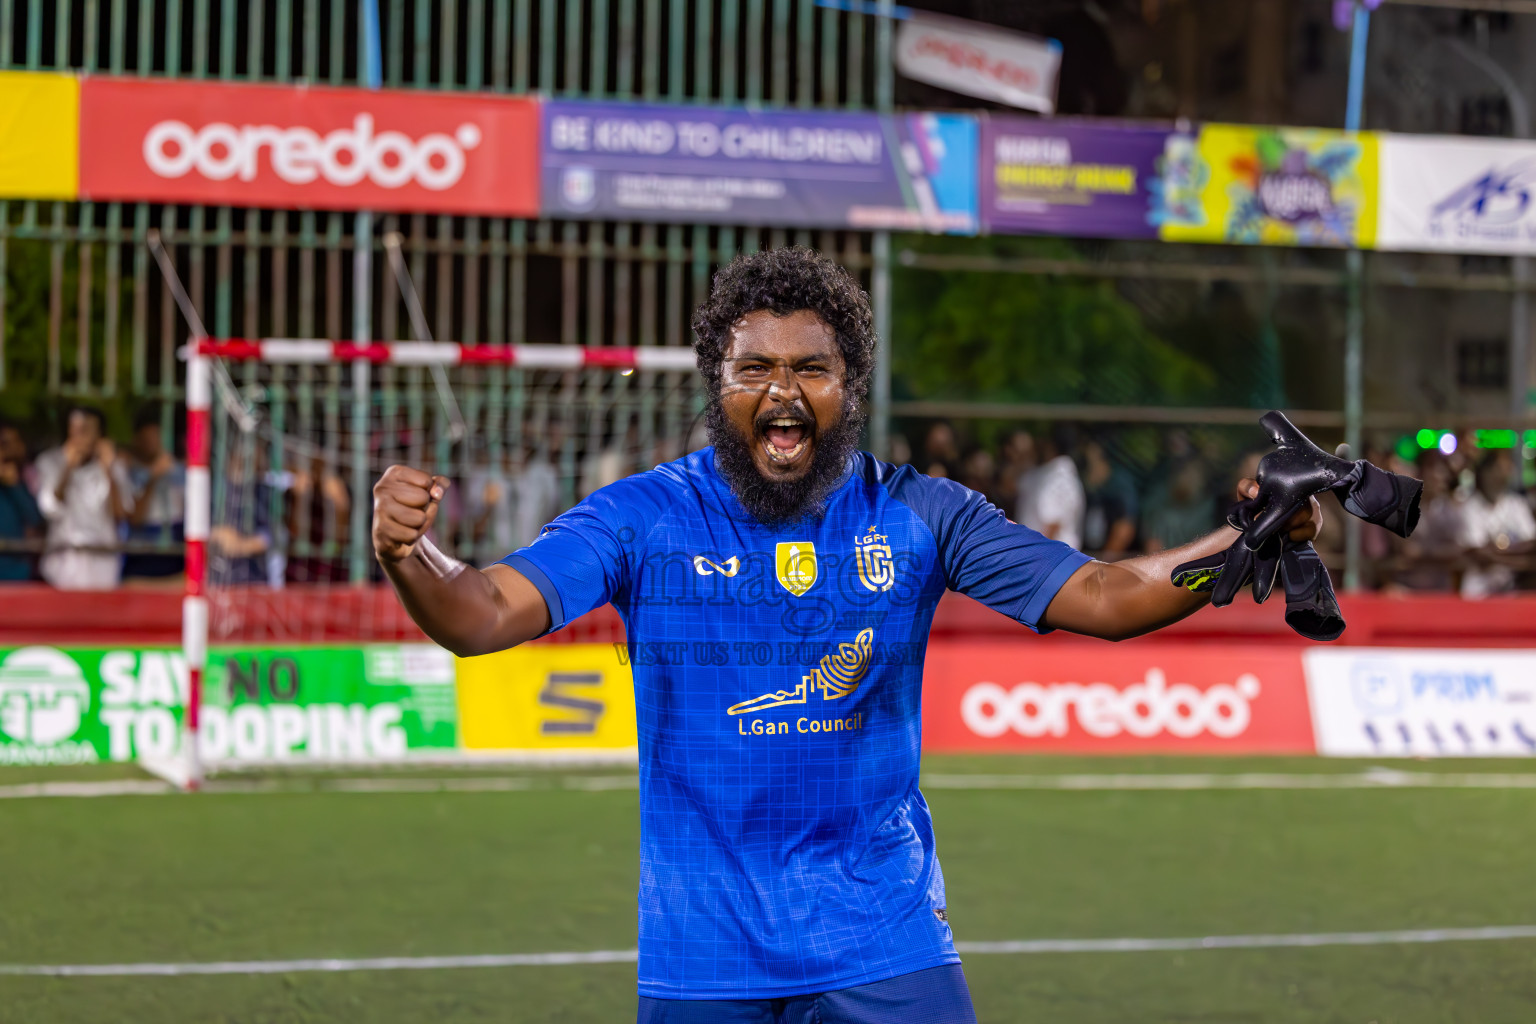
left=870, top=0, right=894, bottom=460
left=351, top=0, right=383, bottom=584
left=1342, top=3, right=1370, bottom=591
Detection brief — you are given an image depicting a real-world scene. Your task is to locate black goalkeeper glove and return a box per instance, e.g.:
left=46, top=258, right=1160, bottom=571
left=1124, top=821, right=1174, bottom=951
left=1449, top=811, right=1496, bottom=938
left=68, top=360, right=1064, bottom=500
left=1169, top=499, right=1280, bottom=607
left=1244, top=411, right=1423, bottom=549
left=1171, top=532, right=1343, bottom=640
left=1278, top=539, right=1345, bottom=641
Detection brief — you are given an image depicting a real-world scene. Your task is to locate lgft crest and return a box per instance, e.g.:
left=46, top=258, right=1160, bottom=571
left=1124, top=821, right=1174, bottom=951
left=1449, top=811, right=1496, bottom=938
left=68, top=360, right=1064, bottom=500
left=854, top=528, right=894, bottom=593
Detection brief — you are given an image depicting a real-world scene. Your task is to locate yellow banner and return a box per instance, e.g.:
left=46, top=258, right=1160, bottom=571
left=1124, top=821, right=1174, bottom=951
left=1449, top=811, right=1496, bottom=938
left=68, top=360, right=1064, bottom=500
left=0, top=72, right=79, bottom=200
left=1157, top=124, right=1378, bottom=249
left=455, top=643, right=636, bottom=752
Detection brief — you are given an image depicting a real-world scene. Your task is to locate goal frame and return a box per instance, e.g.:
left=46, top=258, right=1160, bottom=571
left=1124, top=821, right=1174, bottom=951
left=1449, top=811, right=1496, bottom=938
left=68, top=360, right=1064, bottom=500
left=181, top=338, right=697, bottom=788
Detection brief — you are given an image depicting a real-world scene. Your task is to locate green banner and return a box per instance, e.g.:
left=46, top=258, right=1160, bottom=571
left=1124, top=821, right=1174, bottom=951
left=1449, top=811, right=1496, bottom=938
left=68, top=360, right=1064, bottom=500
left=0, top=644, right=458, bottom=766
left=202, top=646, right=458, bottom=760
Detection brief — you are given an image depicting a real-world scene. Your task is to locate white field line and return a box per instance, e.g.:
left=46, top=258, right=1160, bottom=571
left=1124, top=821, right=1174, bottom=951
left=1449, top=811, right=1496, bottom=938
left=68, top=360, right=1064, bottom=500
left=920, top=770, right=1536, bottom=791
left=5, top=926, right=1536, bottom=977
left=0, top=775, right=641, bottom=800
left=7, top=769, right=1536, bottom=801
left=954, top=925, right=1536, bottom=954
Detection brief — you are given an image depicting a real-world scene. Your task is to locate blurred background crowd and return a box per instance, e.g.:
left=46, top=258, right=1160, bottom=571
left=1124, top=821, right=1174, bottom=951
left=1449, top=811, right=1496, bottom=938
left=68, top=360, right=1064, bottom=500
left=5, top=402, right=1534, bottom=599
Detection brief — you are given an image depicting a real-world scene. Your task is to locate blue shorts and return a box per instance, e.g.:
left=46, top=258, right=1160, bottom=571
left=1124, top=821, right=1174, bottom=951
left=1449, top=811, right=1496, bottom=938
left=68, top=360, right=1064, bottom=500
left=636, top=964, right=977, bottom=1024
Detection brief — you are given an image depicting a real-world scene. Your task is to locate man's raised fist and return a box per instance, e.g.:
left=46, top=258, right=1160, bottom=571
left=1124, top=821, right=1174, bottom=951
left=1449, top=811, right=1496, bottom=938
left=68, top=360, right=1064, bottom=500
left=372, top=465, right=450, bottom=563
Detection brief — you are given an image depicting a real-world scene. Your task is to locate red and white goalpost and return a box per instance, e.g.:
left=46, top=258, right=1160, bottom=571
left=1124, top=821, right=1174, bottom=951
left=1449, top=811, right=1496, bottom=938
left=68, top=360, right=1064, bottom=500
left=179, top=337, right=701, bottom=788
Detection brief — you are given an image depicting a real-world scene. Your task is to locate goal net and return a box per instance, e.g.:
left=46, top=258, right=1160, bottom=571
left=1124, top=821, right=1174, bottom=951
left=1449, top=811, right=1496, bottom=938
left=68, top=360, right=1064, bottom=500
left=179, top=339, right=702, bottom=780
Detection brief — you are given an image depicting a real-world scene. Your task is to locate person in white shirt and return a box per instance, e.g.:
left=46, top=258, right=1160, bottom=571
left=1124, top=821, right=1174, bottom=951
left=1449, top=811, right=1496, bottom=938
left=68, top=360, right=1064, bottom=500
left=1015, top=425, right=1085, bottom=550
left=35, top=406, right=133, bottom=590
left=1457, top=450, right=1536, bottom=599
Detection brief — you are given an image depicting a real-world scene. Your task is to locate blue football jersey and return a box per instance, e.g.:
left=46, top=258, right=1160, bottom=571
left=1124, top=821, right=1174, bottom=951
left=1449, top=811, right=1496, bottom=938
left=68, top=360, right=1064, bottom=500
left=503, top=449, right=1089, bottom=999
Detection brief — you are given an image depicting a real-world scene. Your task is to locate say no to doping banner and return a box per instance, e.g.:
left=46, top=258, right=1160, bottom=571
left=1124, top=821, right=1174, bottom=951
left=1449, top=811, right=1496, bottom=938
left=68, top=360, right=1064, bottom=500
left=0, top=644, right=459, bottom=765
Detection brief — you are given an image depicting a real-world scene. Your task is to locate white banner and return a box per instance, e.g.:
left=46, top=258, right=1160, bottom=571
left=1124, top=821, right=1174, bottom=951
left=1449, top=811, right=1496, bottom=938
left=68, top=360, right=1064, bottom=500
left=1378, top=134, right=1536, bottom=254
left=894, top=13, right=1060, bottom=115
left=1304, top=648, right=1536, bottom=757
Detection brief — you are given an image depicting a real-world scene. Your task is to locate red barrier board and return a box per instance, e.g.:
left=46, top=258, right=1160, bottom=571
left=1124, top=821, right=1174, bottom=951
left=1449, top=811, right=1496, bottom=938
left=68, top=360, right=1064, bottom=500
left=922, top=642, right=1315, bottom=753
left=78, top=77, right=539, bottom=216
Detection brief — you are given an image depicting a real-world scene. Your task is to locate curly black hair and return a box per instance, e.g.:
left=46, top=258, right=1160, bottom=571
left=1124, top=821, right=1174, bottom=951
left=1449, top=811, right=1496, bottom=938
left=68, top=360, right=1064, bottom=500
left=691, top=247, right=876, bottom=409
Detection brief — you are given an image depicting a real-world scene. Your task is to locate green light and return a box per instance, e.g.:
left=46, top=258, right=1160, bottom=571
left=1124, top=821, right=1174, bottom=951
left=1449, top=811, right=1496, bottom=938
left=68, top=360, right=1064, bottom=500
left=1525, top=430, right=1536, bottom=448
left=1395, top=436, right=1418, bottom=462
left=1416, top=428, right=1437, bottom=449
left=1476, top=429, right=1517, bottom=449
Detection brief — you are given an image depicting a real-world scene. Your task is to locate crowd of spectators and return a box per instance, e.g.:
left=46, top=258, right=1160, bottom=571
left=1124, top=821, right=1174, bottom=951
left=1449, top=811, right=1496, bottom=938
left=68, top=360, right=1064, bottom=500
left=4, top=403, right=1536, bottom=598
left=1, top=407, right=189, bottom=590
left=900, top=421, right=1536, bottom=599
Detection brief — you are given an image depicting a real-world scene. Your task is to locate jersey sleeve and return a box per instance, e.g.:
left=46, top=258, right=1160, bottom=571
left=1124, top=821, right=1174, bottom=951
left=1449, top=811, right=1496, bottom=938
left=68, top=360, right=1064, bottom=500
left=497, top=479, right=647, bottom=635
left=885, top=464, right=1091, bottom=633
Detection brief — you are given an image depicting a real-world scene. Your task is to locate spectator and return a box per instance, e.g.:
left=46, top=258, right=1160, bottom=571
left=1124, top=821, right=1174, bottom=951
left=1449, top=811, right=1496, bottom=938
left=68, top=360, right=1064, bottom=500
left=959, top=448, right=1001, bottom=507
left=210, top=442, right=276, bottom=586
left=1016, top=424, right=1084, bottom=549
left=35, top=406, right=133, bottom=590
left=994, top=430, right=1037, bottom=513
left=1392, top=452, right=1462, bottom=592
left=1142, top=459, right=1214, bottom=553
left=512, top=436, right=561, bottom=551
left=888, top=433, right=912, bottom=467
left=0, top=418, right=42, bottom=581
left=285, top=447, right=351, bottom=584
left=921, top=422, right=960, bottom=479
left=122, top=410, right=186, bottom=579
left=1457, top=450, right=1536, bottom=599
left=1081, top=438, right=1138, bottom=556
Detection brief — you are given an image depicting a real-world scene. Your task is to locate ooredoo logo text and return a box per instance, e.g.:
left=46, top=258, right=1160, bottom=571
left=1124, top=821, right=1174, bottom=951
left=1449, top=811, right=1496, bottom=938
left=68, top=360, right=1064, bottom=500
left=960, top=668, right=1261, bottom=740
left=142, top=114, right=484, bottom=191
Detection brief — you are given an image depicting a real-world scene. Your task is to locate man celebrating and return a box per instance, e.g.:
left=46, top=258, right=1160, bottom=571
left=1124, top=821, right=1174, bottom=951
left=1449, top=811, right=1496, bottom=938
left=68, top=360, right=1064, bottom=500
left=373, top=248, right=1320, bottom=1022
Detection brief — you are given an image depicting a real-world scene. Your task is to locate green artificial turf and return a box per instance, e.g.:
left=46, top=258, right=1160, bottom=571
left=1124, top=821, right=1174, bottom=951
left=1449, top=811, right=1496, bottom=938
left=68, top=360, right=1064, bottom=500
left=2, top=756, right=1535, bottom=1022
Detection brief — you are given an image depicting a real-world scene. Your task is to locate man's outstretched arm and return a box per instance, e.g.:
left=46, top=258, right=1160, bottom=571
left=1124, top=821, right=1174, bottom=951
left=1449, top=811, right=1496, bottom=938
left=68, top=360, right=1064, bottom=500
left=374, top=465, right=550, bottom=657
left=1042, top=482, right=1320, bottom=641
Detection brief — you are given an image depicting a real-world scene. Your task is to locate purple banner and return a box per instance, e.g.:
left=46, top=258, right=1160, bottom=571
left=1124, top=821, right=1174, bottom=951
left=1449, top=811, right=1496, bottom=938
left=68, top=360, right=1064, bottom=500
left=542, top=100, right=977, bottom=233
left=981, top=117, right=1168, bottom=239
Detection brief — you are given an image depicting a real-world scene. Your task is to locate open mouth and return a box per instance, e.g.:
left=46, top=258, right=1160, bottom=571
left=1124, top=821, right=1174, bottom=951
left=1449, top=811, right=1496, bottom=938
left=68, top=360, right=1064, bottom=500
left=761, top=416, right=812, bottom=465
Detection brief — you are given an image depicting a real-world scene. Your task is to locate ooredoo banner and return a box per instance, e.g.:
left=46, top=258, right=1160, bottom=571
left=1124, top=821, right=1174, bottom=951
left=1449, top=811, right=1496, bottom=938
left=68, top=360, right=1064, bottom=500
left=541, top=99, right=978, bottom=232
left=981, top=117, right=1167, bottom=238
left=1305, top=648, right=1536, bottom=757
left=1377, top=134, right=1536, bottom=254
left=78, top=77, right=539, bottom=216
left=922, top=643, right=1315, bottom=754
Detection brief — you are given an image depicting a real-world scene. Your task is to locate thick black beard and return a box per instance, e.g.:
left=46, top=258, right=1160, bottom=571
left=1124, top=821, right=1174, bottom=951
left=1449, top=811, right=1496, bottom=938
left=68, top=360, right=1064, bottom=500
left=707, top=401, right=863, bottom=527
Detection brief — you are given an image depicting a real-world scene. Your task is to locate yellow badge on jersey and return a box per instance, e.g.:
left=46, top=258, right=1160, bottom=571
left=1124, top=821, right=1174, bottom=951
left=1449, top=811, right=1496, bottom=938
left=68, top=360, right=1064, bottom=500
left=775, top=542, right=818, bottom=597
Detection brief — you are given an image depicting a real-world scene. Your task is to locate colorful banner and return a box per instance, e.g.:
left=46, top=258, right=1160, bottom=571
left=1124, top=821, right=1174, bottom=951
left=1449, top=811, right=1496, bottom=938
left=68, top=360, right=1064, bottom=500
left=1156, top=124, right=1379, bottom=249
left=541, top=99, right=978, bottom=232
left=981, top=117, right=1166, bottom=238
left=78, top=77, right=540, bottom=216
left=1377, top=134, right=1536, bottom=254
left=922, top=643, right=1315, bottom=754
left=455, top=642, right=637, bottom=752
left=0, top=71, right=80, bottom=200
left=1305, top=648, right=1536, bottom=757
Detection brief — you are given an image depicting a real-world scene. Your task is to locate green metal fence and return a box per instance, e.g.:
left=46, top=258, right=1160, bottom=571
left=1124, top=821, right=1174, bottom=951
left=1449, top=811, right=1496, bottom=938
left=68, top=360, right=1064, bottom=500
left=0, top=0, right=896, bottom=581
